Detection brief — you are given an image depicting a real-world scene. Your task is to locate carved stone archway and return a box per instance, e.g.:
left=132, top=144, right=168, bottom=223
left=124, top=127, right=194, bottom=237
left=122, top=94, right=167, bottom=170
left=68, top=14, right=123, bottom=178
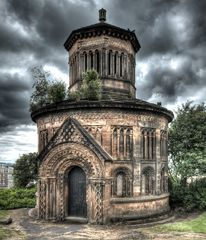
left=37, top=142, right=105, bottom=224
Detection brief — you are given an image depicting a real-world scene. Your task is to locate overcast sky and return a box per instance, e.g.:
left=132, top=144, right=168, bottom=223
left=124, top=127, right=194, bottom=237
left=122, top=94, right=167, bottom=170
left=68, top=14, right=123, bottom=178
left=0, top=0, right=205, bottom=163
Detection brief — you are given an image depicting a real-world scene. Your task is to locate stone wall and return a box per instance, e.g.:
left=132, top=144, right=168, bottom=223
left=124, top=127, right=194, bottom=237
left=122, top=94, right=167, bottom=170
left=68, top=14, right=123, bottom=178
left=68, top=36, right=136, bottom=98
left=34, top=103, right=170, bottom=223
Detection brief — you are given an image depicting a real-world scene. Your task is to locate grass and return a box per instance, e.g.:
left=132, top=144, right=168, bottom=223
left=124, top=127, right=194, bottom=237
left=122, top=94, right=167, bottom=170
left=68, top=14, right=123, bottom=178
left=0, top=210, right=24, bottom=240
left=0, top=210, right=9, bottom=220
left=152, top=212, right=206, bottom=233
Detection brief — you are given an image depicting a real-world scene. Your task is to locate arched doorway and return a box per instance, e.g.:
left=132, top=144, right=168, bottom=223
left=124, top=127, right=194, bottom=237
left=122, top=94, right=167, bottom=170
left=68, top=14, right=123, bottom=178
left=68, top=166, right=87, bottom=218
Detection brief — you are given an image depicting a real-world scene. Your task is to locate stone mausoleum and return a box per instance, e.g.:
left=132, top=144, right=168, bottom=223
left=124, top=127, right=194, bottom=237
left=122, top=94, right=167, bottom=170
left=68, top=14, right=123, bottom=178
left=31, top=9, right=173, bottom=224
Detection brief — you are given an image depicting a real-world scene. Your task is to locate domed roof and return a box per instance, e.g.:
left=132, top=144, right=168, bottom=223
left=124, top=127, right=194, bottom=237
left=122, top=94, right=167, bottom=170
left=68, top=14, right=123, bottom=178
left=64, top=9, right=141, bottom=52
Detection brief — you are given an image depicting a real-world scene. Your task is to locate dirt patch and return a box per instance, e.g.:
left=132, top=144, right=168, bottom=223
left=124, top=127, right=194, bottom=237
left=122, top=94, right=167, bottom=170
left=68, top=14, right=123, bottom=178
left=3, top=209, right=206, bottom=240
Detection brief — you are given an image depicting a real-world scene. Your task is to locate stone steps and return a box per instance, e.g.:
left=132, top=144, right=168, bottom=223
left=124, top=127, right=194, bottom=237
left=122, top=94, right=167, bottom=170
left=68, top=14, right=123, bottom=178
left=124, top=212, right=175, bottom=227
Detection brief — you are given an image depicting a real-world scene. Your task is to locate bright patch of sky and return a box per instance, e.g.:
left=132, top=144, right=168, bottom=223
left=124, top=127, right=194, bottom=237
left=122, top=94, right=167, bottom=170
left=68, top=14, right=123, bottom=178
left=0, top=125, right=37, bottom=164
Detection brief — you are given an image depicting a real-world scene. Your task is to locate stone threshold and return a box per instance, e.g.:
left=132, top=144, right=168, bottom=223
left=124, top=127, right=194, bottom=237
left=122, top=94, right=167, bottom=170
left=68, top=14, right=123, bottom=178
left=65, top=216, right=88, bottom=224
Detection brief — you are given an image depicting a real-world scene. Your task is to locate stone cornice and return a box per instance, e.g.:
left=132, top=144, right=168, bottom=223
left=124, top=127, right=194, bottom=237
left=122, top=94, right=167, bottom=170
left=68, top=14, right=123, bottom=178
left=64, top=22, right=141, bottom=53
left=31, top=100, right=174, bottom=123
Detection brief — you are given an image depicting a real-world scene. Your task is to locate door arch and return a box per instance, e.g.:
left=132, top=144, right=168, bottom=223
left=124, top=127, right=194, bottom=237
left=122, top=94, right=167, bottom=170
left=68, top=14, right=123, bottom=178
left=68, top=166, right=87, bottom=218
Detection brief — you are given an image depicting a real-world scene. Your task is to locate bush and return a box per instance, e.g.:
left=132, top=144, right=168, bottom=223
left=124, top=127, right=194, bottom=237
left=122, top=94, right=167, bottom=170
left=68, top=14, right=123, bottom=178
left=0, top=188, right=36, bottom=210
left=169, top=177, right=206, bottom=211
left=48, top=81, right=66, bottom=103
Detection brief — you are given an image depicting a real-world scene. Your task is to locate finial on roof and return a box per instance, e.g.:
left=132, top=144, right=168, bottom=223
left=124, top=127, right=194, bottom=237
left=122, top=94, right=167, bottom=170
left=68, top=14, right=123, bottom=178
left=99, top=8, right=106, bottom=22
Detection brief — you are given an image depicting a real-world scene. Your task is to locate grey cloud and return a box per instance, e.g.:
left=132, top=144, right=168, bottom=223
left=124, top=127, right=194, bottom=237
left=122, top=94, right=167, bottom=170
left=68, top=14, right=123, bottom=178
left=0, top=73, right=32, bottom=132
left=0, top=0, right=206, bottom=136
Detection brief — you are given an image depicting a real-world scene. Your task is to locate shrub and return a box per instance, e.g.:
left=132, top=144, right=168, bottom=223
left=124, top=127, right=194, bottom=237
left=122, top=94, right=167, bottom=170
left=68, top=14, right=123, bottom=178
left=80, top=70, right=102, bottom=100
left=169, top=177, right=206, bottom=211
left=48, top=81, right=66, bottom=103
left=0, top=188, right=36, bottom=210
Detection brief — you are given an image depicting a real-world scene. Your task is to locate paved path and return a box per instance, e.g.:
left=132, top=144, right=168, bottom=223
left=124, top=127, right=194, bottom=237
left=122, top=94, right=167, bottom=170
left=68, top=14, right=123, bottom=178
left=6, top=209, right=206, bottom=240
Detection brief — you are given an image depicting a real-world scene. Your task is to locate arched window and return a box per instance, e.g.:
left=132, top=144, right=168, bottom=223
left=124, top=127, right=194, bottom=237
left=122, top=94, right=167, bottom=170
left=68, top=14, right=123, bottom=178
left=114, top=52, right=118, bottom=75
left=95, top=50, right=100, bottom=73
left=116, top=173, right=125, bottom=196
left=108, top=50, right=112, bottom=75
left=142, top=167, right=155, bottom=195
left=160, top=130, right=167, bottom=158
left=126, top=129, right=131, bottom=158
left=96, top=128, right=102, bottom=145
left=119, top=128, right=124, bottom=156
left=111, top=126, right=133, bottom=159
left=112, top=168, right=132, bottom=197
left=113, top=128, right=117, bottom=158
left=160, top=167, right=167, bottom=193
left=84, top=52, right=87, bottom=71
left=141, top=128, right=156, bottom=160
left=120, top=53, right=124, bottom=77
left=89, top=51, right=93, bottom=69
left=40, top=129, right=48, bottom=151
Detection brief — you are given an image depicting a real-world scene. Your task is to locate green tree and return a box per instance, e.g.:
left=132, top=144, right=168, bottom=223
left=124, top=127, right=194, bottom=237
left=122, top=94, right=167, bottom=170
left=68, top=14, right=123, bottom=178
left=169, top=101, right=206, bottom=185
left=30, top=66, right=49, bottom=111
left=13, top=153, right=38, bottom=188
left=30, top=66, right=67, bottom=111
left=80, top=69, right=102, bottom=100
left=169, top=102, right=206, bottom=210
left=48, top=80, right=66, bottom=103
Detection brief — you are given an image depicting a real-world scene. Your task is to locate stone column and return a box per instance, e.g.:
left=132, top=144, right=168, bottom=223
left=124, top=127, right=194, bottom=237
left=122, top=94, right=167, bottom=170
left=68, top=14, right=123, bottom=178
left=123, top=128, right=127, bottom=159
left=117, top=128, right=120, bottom=158
left=156, top=129, right=161, bottom=194
left=128, top=54, right=131, bottom=81
left=76, top=52, right=80, bottom=80
left=110, top=127, right=114, bottom=156
left=144, top=131, right=148, bottom=159
left=132, top=126, right=141, bottom=196
left=98, top=50, right=102, bottom=76
left=102, top=48, right=106, bottom=77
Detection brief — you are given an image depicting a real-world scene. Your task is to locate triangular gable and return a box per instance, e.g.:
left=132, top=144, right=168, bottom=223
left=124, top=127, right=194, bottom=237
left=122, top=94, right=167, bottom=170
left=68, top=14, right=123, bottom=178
left=38, top=117, right=112, bottom=163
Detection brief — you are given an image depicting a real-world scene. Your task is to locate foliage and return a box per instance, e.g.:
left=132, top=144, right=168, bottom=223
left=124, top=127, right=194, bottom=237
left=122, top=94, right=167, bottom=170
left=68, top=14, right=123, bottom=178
left=67, top=70, right=102, bottom=101
left=151, top=212, right=206, bottom=233
left=48, top=81, right=66, bottom=103
left=169, top=101, right=206, bottom=185
left=168, top=101, right=206, bottom=210
left=0, top=188, right=36, bottom=210
left=169, top=177, right=206, bottom=211
left=30, top=66, right=67, bottom=111
left=30, top=66, right=50, bottom=111
left=13, top=153, right=38, bottom=188
left=80, top=70, right=102, bottom=100
left=67, top=90, right=81, bottom=101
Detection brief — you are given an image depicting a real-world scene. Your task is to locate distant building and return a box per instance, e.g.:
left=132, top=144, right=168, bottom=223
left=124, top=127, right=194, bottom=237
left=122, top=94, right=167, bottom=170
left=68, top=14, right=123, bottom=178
left=0, top=163, right=14, bottom=188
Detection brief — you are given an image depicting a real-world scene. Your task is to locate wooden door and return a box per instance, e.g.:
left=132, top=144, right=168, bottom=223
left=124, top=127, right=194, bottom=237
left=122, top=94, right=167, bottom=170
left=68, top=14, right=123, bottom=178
left=68, top=167, right=87, bottom=217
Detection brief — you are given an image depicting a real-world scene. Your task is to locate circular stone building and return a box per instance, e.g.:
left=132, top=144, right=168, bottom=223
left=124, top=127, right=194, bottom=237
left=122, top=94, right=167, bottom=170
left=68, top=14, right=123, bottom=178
left=31, top=9, right=173, bottom=224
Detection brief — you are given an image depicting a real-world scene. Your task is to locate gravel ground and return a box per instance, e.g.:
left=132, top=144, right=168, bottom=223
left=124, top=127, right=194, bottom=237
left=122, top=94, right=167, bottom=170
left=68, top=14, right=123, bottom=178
left=5, top=209, right=206, bottom=240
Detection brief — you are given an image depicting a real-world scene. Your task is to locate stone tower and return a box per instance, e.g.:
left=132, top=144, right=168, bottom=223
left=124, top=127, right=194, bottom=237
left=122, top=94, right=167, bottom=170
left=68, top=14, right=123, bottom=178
left=64, top=9, right=140, bottom=99
left=31, top=9, right=173, bottom=224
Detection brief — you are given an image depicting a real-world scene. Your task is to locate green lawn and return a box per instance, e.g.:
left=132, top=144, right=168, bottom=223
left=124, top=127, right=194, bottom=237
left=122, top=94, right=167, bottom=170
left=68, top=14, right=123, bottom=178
left=0, top=210, right=9, bottom=220
left=0, top=210, right=24, bottom=240
left=152, top=212, right=206, bottom=233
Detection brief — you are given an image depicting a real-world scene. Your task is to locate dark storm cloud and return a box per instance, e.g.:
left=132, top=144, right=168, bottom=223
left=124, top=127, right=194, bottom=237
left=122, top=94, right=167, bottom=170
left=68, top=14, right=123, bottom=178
left=138, top=57, right=200, bottom=102
left=0, top=72, right=32, bottom=132
left=0, top=0, right=97, bottom=133
left=106, top=0, right=206, bottom=104
left=0, top=0, right=206, bottom=135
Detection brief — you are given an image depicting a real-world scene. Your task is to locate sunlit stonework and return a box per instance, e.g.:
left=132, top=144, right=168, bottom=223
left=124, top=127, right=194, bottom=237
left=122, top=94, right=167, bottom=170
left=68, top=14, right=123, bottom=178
left=31, top=9, right=173, bottom=224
